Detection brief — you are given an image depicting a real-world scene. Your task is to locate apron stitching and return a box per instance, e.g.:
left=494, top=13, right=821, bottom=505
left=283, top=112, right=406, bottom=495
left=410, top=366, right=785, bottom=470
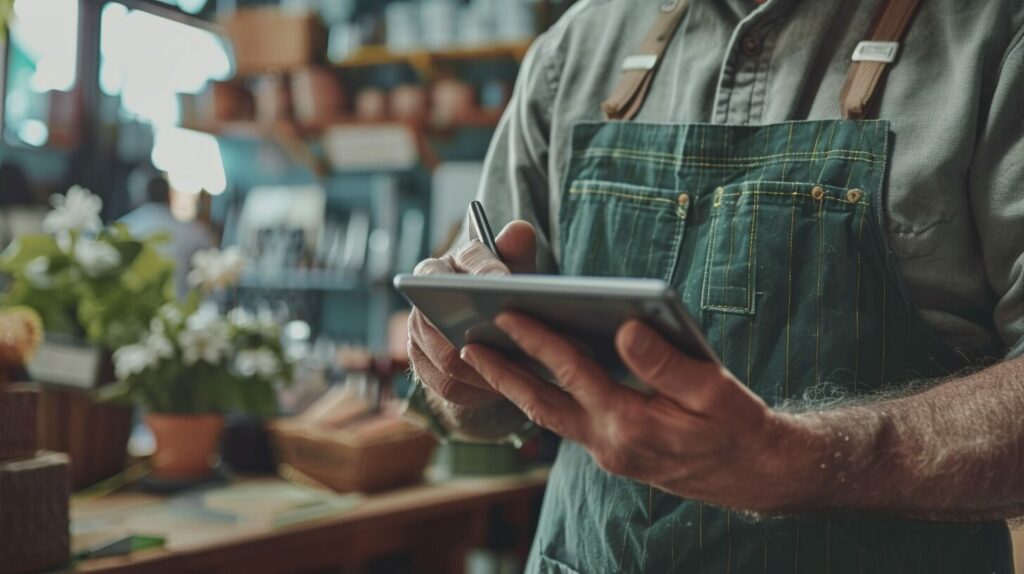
left=855, top=206, right=868, bottom=385
left=781, top=123, right=796, bottom=181
left=763, top=521, right=769, bottom=574
left=621, top=199, right=645, bottom=276
left=794, top=518, right=800, bottom=574
left=700, top=203, right=720, bottom=312
left=845, top=125, right=869, bottom=189
left=569, top=187, right=677, bottom=205
left=573, top=149, right=886, bottom=167
left=699, top=502, right=706, bottom=574
left=727, top=510, right=733, bottom=574
left=747, top=192, right=759, bottom=312
left=826, top=517, right=832, bottom=574
left=783, top=191, right=798, bottom=399
left=572, top=146, right=887, bottom=162
left=815, top=194, right=825, bottom=387
left=719, top=190, right=870, bottom=207
left=815, top=123, right=840, bottom=183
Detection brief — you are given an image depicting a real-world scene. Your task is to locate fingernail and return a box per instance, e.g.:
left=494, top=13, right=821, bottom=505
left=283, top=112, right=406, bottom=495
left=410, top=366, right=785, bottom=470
left=494, top=313, right=513, bottom=330
left=460, top=346, right=476, bottom=364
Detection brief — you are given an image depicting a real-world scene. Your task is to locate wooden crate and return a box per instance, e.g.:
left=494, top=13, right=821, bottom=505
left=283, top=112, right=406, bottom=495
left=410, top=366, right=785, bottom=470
left=36, top=387, right=132, bottom=490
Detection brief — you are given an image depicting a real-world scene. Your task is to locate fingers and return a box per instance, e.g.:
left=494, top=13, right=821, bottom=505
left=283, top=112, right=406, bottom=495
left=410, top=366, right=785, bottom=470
left=408, top=339, right=500, bottom=406
left=495, top=312, right=626, bottom=410
left=451, top=241, right=510, bottom=276
left=495, top=220, right=537, bottom=274
left=615, top=320, right=766, bottom=418
left=408, top=310, right=493, bottom=391
left=413, top=256, right=456, bottom=277
left=460, top=344, right=587, bottom=442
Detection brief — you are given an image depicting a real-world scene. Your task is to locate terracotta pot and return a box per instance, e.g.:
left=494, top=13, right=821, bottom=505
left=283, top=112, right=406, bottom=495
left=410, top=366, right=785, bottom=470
left=145, top=413, right=225, bottom=479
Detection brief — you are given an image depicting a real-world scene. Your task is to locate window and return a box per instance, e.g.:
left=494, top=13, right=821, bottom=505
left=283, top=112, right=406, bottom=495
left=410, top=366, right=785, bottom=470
left=4, top=0, right=79, bottom=147
left=100, top=2, right=232, bottom=195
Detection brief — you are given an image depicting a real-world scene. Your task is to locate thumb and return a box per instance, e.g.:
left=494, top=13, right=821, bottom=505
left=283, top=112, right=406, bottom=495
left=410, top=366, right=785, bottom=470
left=616, top=320, right=762, bottom=417
left=495, top=220, right=537, bottom=274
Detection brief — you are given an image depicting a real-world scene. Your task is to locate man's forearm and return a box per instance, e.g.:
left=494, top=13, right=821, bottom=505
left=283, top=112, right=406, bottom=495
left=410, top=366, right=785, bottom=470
left=789, top=356, right=1024, bottom=520
left=425, top=388, right=530, bottom=441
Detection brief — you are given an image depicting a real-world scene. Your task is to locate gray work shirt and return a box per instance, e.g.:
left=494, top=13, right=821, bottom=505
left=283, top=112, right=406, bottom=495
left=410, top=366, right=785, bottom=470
left=474, top=0, right=1024, bottom=360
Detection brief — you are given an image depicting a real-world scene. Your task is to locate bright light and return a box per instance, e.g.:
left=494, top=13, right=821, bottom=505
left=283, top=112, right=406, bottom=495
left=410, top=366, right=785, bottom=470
left=17, top=119, right=49, bottom=147
left=11, top=0, right=79, bottom=92
left=152, top=127, right=227, bottom=195
left=101, top=3, right=233, bottom=126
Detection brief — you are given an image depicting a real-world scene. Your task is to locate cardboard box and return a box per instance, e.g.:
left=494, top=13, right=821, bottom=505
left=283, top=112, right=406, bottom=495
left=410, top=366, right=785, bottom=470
left=221, top=9, right=327, bottom=75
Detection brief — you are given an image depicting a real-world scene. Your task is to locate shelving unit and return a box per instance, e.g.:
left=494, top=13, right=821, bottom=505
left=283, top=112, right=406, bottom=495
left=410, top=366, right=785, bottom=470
left=335, top=41, right=532, bottom=78
left=209, top=12, right=542, bottom=350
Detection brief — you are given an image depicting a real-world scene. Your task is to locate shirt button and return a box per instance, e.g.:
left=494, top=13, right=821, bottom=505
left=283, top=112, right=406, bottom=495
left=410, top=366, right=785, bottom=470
left=741, top=34, right=761, bottom=57
left=677, top=192, right=690, bottom=206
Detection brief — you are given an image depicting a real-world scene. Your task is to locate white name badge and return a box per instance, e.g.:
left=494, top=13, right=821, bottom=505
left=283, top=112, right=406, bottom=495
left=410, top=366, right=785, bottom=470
left=852, top=41, right=900, bottom=63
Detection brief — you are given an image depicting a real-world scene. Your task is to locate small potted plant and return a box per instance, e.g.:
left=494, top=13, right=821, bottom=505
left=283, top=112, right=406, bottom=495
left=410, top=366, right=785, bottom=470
left=0, top=186, right=175, bottom=488
left=102, top=248, right=293, bottom=479
left=0, top=186, right=176, bottom=387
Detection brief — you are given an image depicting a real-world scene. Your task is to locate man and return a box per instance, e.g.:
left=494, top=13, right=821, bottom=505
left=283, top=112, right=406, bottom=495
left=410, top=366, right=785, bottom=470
left=409, top=0, right=1024, bottom=572
left=120, top=175, right=214, bottom=298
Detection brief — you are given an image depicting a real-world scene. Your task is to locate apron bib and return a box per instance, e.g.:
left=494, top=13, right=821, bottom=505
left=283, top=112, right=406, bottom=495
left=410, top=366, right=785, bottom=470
left=531, top=119, right=1012, bottom=574
left=528, top=1, right=1012, bottom=572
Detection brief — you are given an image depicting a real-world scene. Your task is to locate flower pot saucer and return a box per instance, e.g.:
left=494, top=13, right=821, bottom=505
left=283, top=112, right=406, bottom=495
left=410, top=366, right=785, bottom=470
left=136, top=464, right=230, bottom=494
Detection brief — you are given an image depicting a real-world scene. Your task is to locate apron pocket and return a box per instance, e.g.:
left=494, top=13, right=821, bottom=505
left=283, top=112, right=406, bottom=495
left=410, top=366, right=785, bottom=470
left=560, top=179, right=688, bottom=281
left=701, top=185, right=758, bottom=315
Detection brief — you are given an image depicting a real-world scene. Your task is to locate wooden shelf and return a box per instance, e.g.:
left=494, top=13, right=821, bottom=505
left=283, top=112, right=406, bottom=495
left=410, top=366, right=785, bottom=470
left=336, top=41, right=533, bottom=77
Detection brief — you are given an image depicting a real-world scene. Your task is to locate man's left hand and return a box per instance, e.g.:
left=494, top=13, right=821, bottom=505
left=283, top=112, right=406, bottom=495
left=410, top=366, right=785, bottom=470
left=460, top=312, right=822, bottom=513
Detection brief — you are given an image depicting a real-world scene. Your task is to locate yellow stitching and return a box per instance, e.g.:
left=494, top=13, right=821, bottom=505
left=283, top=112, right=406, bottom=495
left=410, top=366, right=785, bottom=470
left=747, top=193, right=758, bottom=312
left=573, top=147, right=886, bottom=163
left=568, top=186, right=677, bottom=205
left=815, top=194, right=824, bottom=386
left=855, top=205, right=866, bottom=384
left=784, top=192, right=797, bottom=398
left=571, top=151, right=887, bottom=170
left=716, top=190, right=870, bottom=206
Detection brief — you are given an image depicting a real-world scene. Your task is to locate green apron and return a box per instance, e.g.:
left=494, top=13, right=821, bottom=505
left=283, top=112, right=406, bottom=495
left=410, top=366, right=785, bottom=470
left=528, top=119, right=1013, bottom=573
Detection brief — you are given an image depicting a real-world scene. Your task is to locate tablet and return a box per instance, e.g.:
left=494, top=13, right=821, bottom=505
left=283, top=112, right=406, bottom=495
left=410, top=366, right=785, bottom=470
left=393, top=274, right=718, bottom=388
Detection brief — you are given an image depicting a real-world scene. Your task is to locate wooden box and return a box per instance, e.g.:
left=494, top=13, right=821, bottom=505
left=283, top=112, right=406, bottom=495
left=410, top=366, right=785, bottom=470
left=221, top=9, right=327, bottom=75
left=269, top=419, right=436, bottom=493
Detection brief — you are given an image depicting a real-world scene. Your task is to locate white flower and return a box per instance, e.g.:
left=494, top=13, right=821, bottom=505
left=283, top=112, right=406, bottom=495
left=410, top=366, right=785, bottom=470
left=178, top=311, right=232, bottom=366
left=42, top=186, right=103, bottom=235
left=113, top=344, right=157, bottom=380
left=146, top=331, right=175, bottom=360
left=187, top=246, right=246, bottom=292
left=236, top=348, right=279, bottom=378
left=73, top=238, right=122, bottom=277
left=23, top=257, right=54, bottom=289
left=157, top=304, right=184, bottom=328
left=228, top=307, right=279, bottom=338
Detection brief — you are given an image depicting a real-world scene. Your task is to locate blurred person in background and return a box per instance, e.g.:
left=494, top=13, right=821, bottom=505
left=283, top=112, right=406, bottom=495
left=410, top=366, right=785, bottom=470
left=120, top=173, right=214, bottom=298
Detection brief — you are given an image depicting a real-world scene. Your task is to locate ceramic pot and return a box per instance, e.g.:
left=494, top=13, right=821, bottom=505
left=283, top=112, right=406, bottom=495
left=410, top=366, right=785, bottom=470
left=145, top=413, right=225, bottom=479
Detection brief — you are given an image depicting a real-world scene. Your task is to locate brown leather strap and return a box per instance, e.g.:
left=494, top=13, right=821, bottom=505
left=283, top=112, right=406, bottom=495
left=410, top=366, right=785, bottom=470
left=840, top=0, right=923, bottom=119
left=602, top=0, right=689, bottom=121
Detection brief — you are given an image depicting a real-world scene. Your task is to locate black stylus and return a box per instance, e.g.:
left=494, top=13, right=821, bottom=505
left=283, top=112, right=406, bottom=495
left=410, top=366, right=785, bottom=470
left=469, top=201, right=503, bottom=262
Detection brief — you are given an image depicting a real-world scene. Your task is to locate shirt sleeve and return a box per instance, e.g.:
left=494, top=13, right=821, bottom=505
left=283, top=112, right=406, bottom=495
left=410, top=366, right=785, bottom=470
left=969, top=29, right=1024, bottom=358
left=465, top=29, right=562, bottom=273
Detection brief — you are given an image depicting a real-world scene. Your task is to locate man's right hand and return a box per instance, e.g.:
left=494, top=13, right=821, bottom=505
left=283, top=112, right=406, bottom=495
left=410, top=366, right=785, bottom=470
left=407, top=220, right=537, bottom=407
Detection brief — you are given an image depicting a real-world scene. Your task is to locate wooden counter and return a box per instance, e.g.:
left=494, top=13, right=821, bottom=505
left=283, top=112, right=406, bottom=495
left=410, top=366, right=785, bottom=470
left=70, top=469, right=548, bottom=574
